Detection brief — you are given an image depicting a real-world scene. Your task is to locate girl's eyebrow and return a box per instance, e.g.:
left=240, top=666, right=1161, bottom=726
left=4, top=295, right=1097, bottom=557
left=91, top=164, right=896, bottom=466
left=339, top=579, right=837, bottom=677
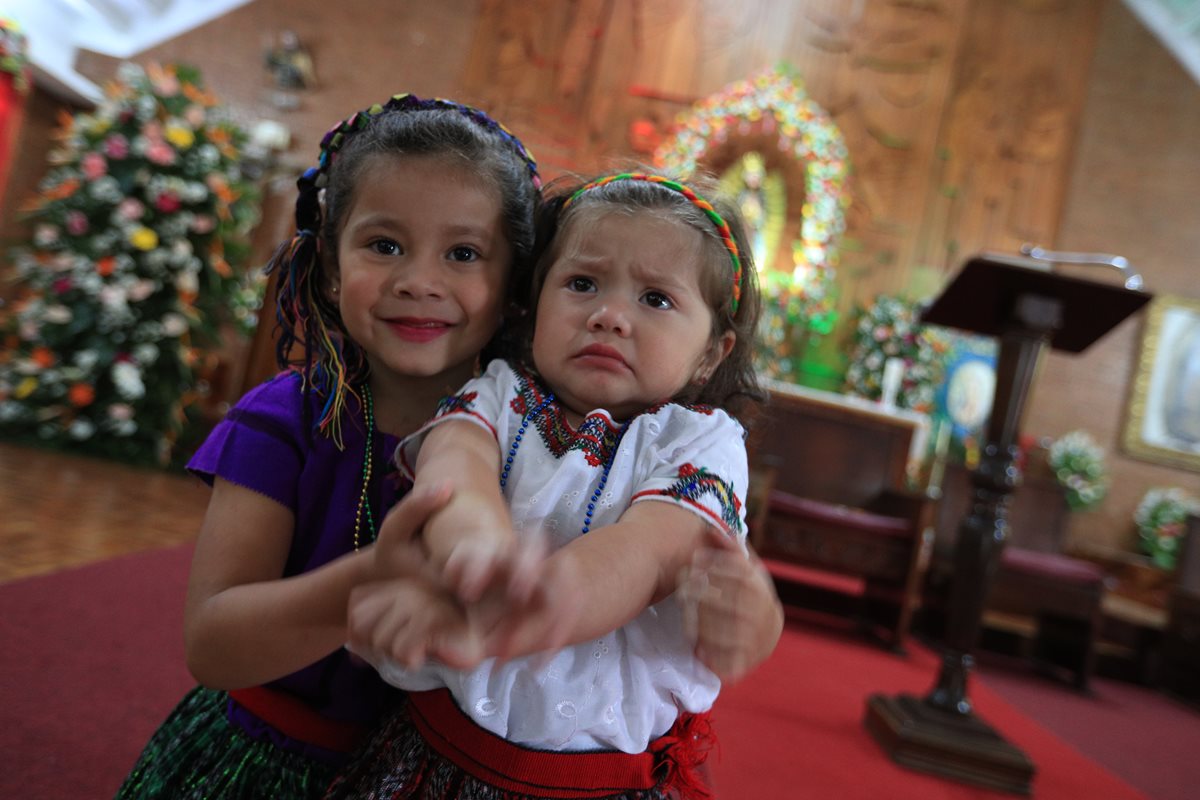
left=630, top=261, right=690, bottom=292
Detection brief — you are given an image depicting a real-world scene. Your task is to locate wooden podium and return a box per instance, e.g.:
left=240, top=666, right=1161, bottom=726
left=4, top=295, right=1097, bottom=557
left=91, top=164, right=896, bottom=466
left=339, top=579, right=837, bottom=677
left=863, top=253, right=1151, bottom=794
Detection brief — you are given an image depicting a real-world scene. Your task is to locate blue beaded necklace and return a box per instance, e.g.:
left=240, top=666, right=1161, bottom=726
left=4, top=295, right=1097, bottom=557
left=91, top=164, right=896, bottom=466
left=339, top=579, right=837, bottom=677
left=499, top=393, right=629, bottom=534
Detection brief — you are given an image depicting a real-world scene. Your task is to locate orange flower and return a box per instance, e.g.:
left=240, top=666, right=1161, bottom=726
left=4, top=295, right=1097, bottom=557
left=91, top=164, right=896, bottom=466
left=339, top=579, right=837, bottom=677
left=209, top=239, right=232, bottom=277
left=43, top=177, right=80, bottom=201
left=51, top=109, right=76, bottom=139
left=96, top=256, right=117, bottom=277
left=68, top=383, right=95, bottom=408
left=182, top=81, right=217, bottom=107
left=31, top=346, right=55, bottom=368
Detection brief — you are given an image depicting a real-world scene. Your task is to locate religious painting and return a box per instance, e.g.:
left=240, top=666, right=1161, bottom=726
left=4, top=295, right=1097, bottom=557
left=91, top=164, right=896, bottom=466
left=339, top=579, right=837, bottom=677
left=718, top=151, right=788, bottom=275
left=924, top=332, right=998, bottom=470
left=1123, top=293, right=1200, bottom=472
left=654, top=65, right=850, bottom=385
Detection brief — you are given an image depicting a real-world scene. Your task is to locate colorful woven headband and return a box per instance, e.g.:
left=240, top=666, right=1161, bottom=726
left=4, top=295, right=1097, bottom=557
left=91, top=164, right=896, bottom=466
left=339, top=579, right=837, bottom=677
left=563, top=173, right=744, bottom=313
left=292, top=92, right=542, bottom=231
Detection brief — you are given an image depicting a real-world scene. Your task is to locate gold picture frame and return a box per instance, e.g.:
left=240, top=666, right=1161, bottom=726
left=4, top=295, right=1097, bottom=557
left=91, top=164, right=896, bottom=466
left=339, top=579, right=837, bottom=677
left=1122, top=293, right=1200, bottom=471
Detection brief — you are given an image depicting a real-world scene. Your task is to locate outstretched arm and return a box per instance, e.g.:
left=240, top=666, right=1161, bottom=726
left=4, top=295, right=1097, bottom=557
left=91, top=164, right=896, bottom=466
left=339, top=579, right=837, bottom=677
left=383, top=420, right=532, bottom=601
left=184, top=479, right=448, bottom=690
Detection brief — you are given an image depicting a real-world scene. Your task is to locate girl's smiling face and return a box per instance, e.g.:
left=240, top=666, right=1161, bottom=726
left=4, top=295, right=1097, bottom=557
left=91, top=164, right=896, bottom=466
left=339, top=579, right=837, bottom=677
left=332, top=154, right=512, bottom=394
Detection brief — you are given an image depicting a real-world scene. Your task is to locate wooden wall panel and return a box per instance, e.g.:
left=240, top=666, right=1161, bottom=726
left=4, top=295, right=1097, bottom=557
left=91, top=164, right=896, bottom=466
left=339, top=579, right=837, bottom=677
left=912, top=0, right=1103, bottom=280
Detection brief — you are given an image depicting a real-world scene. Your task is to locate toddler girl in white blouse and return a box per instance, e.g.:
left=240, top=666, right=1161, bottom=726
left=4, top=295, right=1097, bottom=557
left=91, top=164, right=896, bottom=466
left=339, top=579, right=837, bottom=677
left=332, top=170, right=767, bottom=800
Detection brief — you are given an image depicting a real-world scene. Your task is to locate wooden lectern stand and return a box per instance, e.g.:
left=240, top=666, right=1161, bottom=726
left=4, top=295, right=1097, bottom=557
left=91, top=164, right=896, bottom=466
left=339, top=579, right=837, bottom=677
left=863, top=253, right=1151, bottom=794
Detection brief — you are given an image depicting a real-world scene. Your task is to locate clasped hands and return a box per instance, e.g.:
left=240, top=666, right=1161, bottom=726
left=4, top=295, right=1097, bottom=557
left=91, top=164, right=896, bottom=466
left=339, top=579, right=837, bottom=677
left=347, top=483, right=783, bottom=683
left=347, top=483, right=580, bottom=672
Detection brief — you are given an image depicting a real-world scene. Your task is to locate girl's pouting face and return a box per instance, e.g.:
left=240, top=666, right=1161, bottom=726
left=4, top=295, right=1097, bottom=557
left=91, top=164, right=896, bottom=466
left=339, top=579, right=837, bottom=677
left=532, top=210, right=732, bottom=424
left=332, top=154, right=512, bottom=394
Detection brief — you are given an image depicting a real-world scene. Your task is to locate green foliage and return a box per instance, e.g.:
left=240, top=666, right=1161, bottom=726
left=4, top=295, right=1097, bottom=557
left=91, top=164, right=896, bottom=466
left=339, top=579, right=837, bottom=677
left=0, top=62, right=262, bottom=466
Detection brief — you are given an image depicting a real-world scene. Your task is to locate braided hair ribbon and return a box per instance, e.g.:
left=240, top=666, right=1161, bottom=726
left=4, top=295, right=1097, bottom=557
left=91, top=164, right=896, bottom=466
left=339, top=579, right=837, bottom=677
left=563, top=172, right=744, bottom=313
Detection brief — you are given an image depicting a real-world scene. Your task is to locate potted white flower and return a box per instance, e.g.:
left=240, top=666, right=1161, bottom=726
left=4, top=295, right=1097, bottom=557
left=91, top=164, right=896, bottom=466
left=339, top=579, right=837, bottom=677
left=1134, top=487, right=1200, bottom=570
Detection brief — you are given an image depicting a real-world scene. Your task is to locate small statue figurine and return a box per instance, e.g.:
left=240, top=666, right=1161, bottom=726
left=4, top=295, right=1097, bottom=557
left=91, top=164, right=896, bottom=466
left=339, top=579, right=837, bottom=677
left=265, top=30, right=315, bottom=91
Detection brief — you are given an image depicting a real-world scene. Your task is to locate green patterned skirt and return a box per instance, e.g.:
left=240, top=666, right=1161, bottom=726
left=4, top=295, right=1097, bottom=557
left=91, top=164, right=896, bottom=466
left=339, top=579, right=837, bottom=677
left=114, top=685, right=338, bottom=800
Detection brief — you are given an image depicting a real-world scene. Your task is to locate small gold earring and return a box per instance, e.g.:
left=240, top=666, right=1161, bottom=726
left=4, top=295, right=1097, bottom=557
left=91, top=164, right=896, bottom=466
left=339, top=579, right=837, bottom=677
left=331, top=286, right=339, bottom=295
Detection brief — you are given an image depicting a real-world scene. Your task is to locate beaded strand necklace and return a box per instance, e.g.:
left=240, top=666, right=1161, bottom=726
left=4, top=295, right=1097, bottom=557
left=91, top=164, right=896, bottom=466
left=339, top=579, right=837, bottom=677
left=499, top=392, right=629, bottom=534
left=352, top=383, right=376, bottom=551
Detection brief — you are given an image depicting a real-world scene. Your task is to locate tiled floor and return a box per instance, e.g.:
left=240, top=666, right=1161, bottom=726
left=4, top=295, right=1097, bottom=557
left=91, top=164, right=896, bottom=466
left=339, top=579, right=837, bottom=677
left=0, top=441, right=208, bottom=583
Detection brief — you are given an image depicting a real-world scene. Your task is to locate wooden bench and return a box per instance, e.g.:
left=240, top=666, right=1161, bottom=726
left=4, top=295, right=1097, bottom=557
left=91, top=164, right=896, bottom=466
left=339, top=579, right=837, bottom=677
left=747, top=381, right=934, bottom=651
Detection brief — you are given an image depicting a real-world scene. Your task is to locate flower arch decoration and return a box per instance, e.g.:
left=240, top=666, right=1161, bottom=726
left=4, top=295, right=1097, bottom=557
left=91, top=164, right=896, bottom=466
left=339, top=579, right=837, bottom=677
left=654, top=64, right=850, bottom=343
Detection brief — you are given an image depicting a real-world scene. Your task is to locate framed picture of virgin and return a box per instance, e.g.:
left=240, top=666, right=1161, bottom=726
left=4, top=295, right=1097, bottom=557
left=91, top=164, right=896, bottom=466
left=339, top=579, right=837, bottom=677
left=1123, top=293, right=1200, bottom=472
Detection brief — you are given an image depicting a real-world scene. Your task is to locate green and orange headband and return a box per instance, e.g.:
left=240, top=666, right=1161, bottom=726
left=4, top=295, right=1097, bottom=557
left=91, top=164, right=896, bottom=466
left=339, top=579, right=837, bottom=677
left=563, top=172, right=744, bottom=313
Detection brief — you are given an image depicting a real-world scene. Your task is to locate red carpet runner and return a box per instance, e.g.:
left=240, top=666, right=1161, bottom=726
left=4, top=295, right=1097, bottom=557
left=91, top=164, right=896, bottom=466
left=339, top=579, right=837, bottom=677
left=0, top=545, right=1148, bottom=799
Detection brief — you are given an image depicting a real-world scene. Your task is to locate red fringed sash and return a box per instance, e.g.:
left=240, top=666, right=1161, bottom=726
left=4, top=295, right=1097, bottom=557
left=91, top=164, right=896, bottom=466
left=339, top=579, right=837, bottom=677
left=407, top=689, right=715, bottom=799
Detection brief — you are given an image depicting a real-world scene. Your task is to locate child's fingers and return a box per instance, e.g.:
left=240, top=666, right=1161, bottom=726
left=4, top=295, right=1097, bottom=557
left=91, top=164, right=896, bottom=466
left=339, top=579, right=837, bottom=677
left=506, top=532, right=548, bottom=604
left=377, top=481, right=454, bottom=548
left=346, top=583, right=394, bottom=650
left=432, top=627, right=487, bottom=670
left=445, top=545, right=500, bottom=603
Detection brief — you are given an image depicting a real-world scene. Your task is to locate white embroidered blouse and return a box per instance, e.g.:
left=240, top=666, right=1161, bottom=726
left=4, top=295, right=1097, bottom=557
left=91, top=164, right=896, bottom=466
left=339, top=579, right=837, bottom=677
left=370, top=359, right=750, bottom=753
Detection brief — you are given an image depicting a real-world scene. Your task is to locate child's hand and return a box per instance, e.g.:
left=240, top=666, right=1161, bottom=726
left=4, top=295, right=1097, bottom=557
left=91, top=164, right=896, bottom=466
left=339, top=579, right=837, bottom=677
left=679, top=540, right=783, bottom=683
left=477, top=543, right=584, bottom=663
left=370, top=482, right=454, bottom=582
left=347, top=578, right=486, bottom=671
left=444, top=527, right=547, bottom=605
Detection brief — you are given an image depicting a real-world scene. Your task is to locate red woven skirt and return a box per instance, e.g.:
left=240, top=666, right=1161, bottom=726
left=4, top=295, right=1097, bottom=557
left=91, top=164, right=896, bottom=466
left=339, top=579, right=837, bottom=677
left=324, top=689, right=716, bottom=800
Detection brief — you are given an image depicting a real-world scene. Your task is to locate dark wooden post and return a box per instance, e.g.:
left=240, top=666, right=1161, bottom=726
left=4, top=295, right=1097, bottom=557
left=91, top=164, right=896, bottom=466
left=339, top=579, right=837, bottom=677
left=863, top=254, right=1150, bottom=795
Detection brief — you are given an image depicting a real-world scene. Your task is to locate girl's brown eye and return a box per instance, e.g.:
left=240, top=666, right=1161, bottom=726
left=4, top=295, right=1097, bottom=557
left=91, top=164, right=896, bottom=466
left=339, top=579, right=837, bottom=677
left=449, top=246, right=480, bottom=263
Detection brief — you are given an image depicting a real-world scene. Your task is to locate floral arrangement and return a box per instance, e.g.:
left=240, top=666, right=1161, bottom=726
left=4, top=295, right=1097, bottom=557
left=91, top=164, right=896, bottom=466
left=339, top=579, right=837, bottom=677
left=654, top=64, right=849, bottom=347
left=0, top=17, right=29, bottom=93
left=1047, top=430, right=1108, bottom=511
left=0, top=62, right=261, bottom=467
left=756, top=267, right=839, bottom=382
left=843, top=294, right=948, bottom=413
left=1134, top=487, right=1200, bottom=570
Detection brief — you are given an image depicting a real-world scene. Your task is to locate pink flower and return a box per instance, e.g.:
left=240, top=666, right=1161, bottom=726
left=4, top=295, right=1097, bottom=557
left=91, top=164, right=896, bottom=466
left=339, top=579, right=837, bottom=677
left=117, top=198, right=144, bottom=221
left=65, top=210, right=89, bottom=236
left=53, top=277, right=73, bottom=294
left=81, top=152, right=108, bottom=180
left=104, top=134, right=129, bottom=159
left=184, top=105, right=206, bottom=127
left=154, top=192, right=181, bottom=213
left=146, top=140, right=176, bottom=166
left=190, top=215, right=215, bottom=234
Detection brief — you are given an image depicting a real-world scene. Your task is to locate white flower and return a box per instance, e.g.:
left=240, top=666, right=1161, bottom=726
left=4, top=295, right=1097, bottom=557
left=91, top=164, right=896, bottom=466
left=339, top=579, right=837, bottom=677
left=127, top=279, right=157, bottom=302
left=107, top=403, right=134, bottom=421
left=34, top=225, right=60, bottom=247
left=73, top=350, right=100, bottom=371
left=176, top=271, right=199, bottom=296
left=251, top=119, right=291, bottom=151
left=109, top=418, right=138, bottom=437
left=69, top=418, right=96, bottom=440
left=161, top=313, right=189, bottom=338
left=133, top=343, right=159, bottom=364
left=111, top=361, right=145, bottom=400
left=42, top=305, right=73, bottom=324
left=89, top=176, right=123, bottom=203
left=99, top=284, right=129, bottom=310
